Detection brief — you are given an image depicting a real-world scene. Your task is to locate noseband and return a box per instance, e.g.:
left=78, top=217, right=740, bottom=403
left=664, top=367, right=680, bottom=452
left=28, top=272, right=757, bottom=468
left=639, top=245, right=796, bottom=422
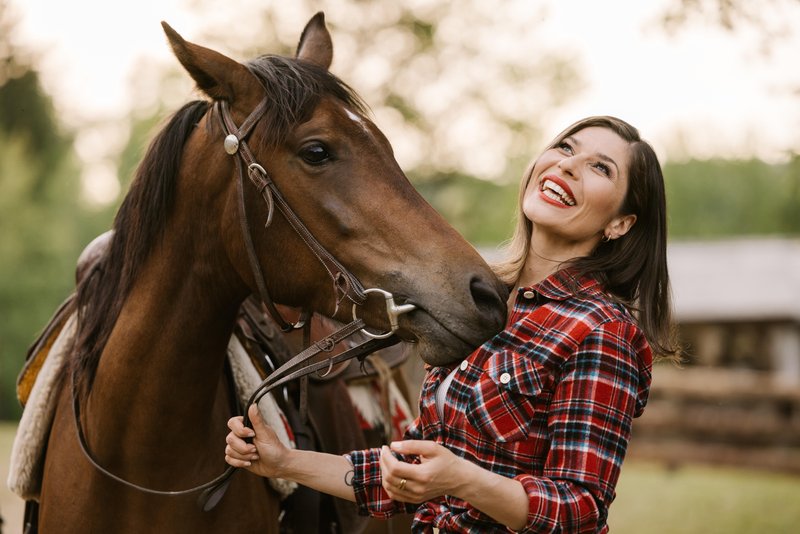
left=71, top=96, right=417, bottom=509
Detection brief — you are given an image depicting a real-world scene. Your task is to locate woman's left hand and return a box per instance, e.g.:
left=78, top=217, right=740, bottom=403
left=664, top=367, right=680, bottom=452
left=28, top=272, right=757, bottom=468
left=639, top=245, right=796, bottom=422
left=379, top=440, right=470, bottom=503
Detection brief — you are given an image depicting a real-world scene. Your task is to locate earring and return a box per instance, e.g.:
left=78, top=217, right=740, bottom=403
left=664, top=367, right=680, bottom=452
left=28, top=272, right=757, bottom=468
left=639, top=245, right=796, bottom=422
left=602, top=234, right=611, bottom=242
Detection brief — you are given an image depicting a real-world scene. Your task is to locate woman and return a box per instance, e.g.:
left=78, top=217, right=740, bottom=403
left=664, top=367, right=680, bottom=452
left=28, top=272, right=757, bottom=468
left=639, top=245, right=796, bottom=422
left=225, top=116, right=679, bottom=532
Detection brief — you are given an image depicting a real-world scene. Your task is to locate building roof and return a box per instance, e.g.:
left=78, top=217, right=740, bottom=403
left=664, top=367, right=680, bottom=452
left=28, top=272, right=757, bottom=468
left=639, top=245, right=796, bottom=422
left=668, top=237, right=800, bottom=323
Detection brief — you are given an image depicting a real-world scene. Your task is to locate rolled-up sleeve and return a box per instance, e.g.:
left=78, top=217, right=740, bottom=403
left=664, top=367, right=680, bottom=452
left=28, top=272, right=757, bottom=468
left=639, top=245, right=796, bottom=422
left=346, top=418, right=423, bottom=518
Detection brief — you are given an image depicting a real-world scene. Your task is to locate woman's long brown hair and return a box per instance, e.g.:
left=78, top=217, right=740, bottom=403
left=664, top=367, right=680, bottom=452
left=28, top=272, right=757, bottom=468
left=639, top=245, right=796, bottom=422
left=493, top=116, right=680, bottom=362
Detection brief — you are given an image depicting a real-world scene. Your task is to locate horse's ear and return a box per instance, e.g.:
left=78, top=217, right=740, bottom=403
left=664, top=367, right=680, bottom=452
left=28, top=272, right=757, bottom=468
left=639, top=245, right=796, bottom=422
left=296, top=12, right=333, bottom=70
left=161, top=21, right=261, bottom=104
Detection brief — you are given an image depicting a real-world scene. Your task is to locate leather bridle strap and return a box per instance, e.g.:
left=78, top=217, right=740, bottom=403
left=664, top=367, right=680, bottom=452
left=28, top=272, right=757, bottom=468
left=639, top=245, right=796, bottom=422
left=215, top=100, right=368, bottom=331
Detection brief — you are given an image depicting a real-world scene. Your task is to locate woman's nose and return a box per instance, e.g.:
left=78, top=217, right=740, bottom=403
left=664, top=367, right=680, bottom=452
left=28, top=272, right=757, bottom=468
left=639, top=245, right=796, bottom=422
left=557, top=155, right=578, bottom=176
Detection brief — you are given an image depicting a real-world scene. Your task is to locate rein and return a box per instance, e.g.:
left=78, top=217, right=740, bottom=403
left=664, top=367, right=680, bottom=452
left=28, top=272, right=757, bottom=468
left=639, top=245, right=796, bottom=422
left=70, top=96, right=416, bottom=510
left=71, top=317, right=398, bottom=503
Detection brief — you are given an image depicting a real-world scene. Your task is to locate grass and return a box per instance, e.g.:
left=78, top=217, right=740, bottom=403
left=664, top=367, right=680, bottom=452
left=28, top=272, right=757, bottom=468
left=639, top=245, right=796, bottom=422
left=1, top=421, right=799, bottom=532
left=610, top=461, right=800, bottom=533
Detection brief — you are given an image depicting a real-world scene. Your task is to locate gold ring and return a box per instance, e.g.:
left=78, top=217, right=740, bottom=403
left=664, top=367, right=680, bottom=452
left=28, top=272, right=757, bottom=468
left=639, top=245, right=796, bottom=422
left=398, top=478, right=407, bottom=490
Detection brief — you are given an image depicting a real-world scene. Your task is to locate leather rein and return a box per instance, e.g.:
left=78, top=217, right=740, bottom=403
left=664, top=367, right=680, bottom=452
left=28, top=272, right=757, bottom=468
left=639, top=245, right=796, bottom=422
left=71, top=96, right=415, bottom=509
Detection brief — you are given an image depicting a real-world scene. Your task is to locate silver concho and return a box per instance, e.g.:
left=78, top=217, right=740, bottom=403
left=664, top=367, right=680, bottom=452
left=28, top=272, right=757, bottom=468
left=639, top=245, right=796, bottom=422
left=223, top=134, right=239, bottom=155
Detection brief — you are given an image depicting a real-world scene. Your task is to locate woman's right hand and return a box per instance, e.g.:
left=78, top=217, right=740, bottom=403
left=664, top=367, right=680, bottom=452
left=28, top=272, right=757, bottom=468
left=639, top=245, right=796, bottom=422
left=225, top=403, right=288, bottom=479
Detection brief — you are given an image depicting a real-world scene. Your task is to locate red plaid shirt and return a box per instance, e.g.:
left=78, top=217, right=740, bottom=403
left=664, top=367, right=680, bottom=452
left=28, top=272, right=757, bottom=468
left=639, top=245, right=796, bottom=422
left=346, top=270, right=652, bottom=533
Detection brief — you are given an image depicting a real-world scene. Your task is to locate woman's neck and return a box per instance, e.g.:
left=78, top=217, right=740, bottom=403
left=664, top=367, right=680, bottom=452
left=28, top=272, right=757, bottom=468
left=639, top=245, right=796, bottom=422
left=516, top=232, right=593, bottom=289
left=516, top=250, right=561, bottom=289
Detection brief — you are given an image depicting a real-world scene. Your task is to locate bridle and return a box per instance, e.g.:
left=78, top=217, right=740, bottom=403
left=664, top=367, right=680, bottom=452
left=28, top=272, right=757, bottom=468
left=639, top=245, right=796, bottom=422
left=71, top=95, right=416, bottom=509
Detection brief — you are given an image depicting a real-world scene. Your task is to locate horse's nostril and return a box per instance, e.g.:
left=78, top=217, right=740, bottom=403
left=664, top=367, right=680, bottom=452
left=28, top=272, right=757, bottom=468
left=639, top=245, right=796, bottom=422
left=469, top=277, right=507, bottom=330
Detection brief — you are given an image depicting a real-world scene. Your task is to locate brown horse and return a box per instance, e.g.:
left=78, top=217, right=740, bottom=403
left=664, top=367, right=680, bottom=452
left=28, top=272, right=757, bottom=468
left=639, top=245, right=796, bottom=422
left=36, top=12, right=506, bottom=533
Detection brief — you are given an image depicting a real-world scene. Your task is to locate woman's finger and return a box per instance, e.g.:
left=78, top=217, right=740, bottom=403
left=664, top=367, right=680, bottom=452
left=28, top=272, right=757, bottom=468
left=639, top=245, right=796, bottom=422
left=390, top=439, right=440, bottom=459
left=248, top=404, right=268, bottom=433
left=227, top=415, right=255, bottom=438
left=225, top=432, right=258, bottom=457
left=224, top=451, right=253, bottom=468
left=380, top=445, right=419, bottom=479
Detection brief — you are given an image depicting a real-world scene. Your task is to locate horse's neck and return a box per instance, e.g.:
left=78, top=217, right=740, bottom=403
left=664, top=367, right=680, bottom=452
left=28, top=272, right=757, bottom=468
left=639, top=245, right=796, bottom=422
left=86, top=244, right=243, bottom=452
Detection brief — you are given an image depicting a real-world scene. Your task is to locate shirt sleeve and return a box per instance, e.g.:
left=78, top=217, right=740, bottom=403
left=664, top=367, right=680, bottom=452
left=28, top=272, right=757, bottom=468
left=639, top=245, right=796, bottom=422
left=515, top=319, right=648, bottom=533
left=346, top=416, right=424, bottom=518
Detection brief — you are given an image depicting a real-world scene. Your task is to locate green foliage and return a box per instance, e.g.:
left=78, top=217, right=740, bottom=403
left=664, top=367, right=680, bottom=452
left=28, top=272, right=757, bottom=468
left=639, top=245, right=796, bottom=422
left=664, top=157, right=800, bottom=238
left=0, top=130, right=80, bottom=419
left=414, top=172, right=519, bottom=246
left=116, top=110, right=164, bottom=193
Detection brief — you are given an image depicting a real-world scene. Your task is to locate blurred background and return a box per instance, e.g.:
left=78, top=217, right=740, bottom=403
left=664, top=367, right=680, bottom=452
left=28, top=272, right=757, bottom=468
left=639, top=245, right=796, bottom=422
left=1, top=0, right=799, bottom=531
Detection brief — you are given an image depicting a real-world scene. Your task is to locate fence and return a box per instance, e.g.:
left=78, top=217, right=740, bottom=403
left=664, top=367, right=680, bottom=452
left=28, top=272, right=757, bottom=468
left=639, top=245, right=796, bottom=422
left=629, top=365, right=800, bottom=474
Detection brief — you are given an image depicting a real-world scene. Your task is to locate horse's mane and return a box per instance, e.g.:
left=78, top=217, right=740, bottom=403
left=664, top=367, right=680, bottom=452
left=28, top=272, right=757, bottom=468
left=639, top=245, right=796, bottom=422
left=71, top=55, right=368, bottom=394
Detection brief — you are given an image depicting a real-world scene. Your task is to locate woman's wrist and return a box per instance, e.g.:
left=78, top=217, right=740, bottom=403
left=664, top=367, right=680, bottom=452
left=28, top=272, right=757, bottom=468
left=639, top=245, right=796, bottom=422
left=271, top=446, right=304, bottom=481
left=451, top=455, right=481, bottom=502
left=268, top=448, right=357, bottom=502
left=451, top=456, right=529, bottom=531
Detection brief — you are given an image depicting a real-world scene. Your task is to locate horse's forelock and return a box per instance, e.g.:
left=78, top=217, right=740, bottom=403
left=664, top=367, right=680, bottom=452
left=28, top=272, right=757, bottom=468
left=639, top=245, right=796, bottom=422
left=245, top=55, right=369, bottom=149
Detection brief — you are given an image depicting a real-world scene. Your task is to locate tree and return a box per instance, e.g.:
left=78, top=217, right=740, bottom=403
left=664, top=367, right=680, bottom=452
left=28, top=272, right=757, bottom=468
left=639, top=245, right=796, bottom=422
left=664, top=158, right=800, bottom=238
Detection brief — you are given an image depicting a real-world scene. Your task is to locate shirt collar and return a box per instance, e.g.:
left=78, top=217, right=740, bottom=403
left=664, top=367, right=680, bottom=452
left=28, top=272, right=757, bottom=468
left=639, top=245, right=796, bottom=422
left=520, top=269, right=604, bottom=302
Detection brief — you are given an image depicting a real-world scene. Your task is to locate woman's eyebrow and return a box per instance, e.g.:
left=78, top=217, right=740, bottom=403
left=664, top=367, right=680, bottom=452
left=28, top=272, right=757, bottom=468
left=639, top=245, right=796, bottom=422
left=567, top=136, right=620, bottom=174
left=597, top=152, right=620, bottom=174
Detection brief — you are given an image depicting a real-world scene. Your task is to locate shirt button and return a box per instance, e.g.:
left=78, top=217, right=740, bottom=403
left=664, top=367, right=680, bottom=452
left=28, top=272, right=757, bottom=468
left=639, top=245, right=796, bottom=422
left=459, top=360, right=468, bottom=371
left=523, top=290, right=535, bottom=299
left=499, top=372, right=512, bottom=384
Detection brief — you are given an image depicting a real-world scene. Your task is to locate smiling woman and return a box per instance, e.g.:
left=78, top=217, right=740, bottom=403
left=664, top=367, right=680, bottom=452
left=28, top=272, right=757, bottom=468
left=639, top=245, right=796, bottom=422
left=523, top=127, right=637, bottom=256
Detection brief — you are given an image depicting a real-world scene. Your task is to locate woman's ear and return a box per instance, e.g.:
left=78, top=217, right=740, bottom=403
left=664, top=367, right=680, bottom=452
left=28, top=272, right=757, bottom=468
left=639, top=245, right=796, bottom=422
left=605, top=214, right=637, bottom=240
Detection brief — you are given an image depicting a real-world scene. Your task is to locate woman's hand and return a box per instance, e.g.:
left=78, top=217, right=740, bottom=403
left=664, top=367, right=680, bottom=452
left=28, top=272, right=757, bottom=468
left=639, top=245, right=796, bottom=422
left=225, top=403, right=288, bottom=479
left=380, top=440, right=530, bottom=530
left=379, top=440, right=470, bottom=503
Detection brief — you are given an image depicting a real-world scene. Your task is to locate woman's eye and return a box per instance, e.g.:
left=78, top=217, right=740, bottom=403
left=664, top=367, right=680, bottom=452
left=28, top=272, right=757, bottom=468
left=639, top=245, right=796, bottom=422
left=299, top=143, right=331, bottom=165
left=594, top=162, right=611, bottom=176
left=557, top=141, right=573, bottom=154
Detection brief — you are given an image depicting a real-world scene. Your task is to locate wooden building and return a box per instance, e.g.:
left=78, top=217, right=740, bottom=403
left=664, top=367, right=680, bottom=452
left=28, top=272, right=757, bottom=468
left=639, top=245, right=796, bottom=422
left=630, top=238, right=800, bottom=473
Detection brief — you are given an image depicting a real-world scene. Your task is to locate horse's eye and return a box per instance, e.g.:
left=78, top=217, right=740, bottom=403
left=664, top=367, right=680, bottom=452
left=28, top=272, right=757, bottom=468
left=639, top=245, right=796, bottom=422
left=299, top=143, right=331, bottom=165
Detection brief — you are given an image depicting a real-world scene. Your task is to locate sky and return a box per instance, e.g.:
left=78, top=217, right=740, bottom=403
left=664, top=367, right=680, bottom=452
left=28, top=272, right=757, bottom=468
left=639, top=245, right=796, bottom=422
left=7, top=0, right=800, bottom=202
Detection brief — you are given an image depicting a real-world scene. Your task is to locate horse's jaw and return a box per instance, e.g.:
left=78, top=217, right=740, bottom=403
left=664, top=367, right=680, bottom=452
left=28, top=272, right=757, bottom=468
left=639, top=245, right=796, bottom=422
left=397, top=308, right=501, bottom=367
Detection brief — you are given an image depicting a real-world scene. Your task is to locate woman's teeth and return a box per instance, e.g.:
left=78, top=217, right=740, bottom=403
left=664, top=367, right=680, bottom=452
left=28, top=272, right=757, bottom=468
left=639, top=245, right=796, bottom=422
left=542, top=179, right=576, bottom=206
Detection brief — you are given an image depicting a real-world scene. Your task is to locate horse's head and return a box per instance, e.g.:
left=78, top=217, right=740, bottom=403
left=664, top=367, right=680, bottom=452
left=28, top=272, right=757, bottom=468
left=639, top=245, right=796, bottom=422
left=162, top=13, right=507, bottom=365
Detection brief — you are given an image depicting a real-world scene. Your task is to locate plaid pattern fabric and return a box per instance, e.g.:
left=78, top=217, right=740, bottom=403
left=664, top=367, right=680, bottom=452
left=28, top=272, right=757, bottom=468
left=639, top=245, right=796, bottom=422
left=347, top=270, right=652, bottom=533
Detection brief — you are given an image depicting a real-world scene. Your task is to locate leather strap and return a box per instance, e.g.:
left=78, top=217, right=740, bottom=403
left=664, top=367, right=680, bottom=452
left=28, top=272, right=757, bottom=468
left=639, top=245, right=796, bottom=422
left=71, top=315, right=398, bottom=506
